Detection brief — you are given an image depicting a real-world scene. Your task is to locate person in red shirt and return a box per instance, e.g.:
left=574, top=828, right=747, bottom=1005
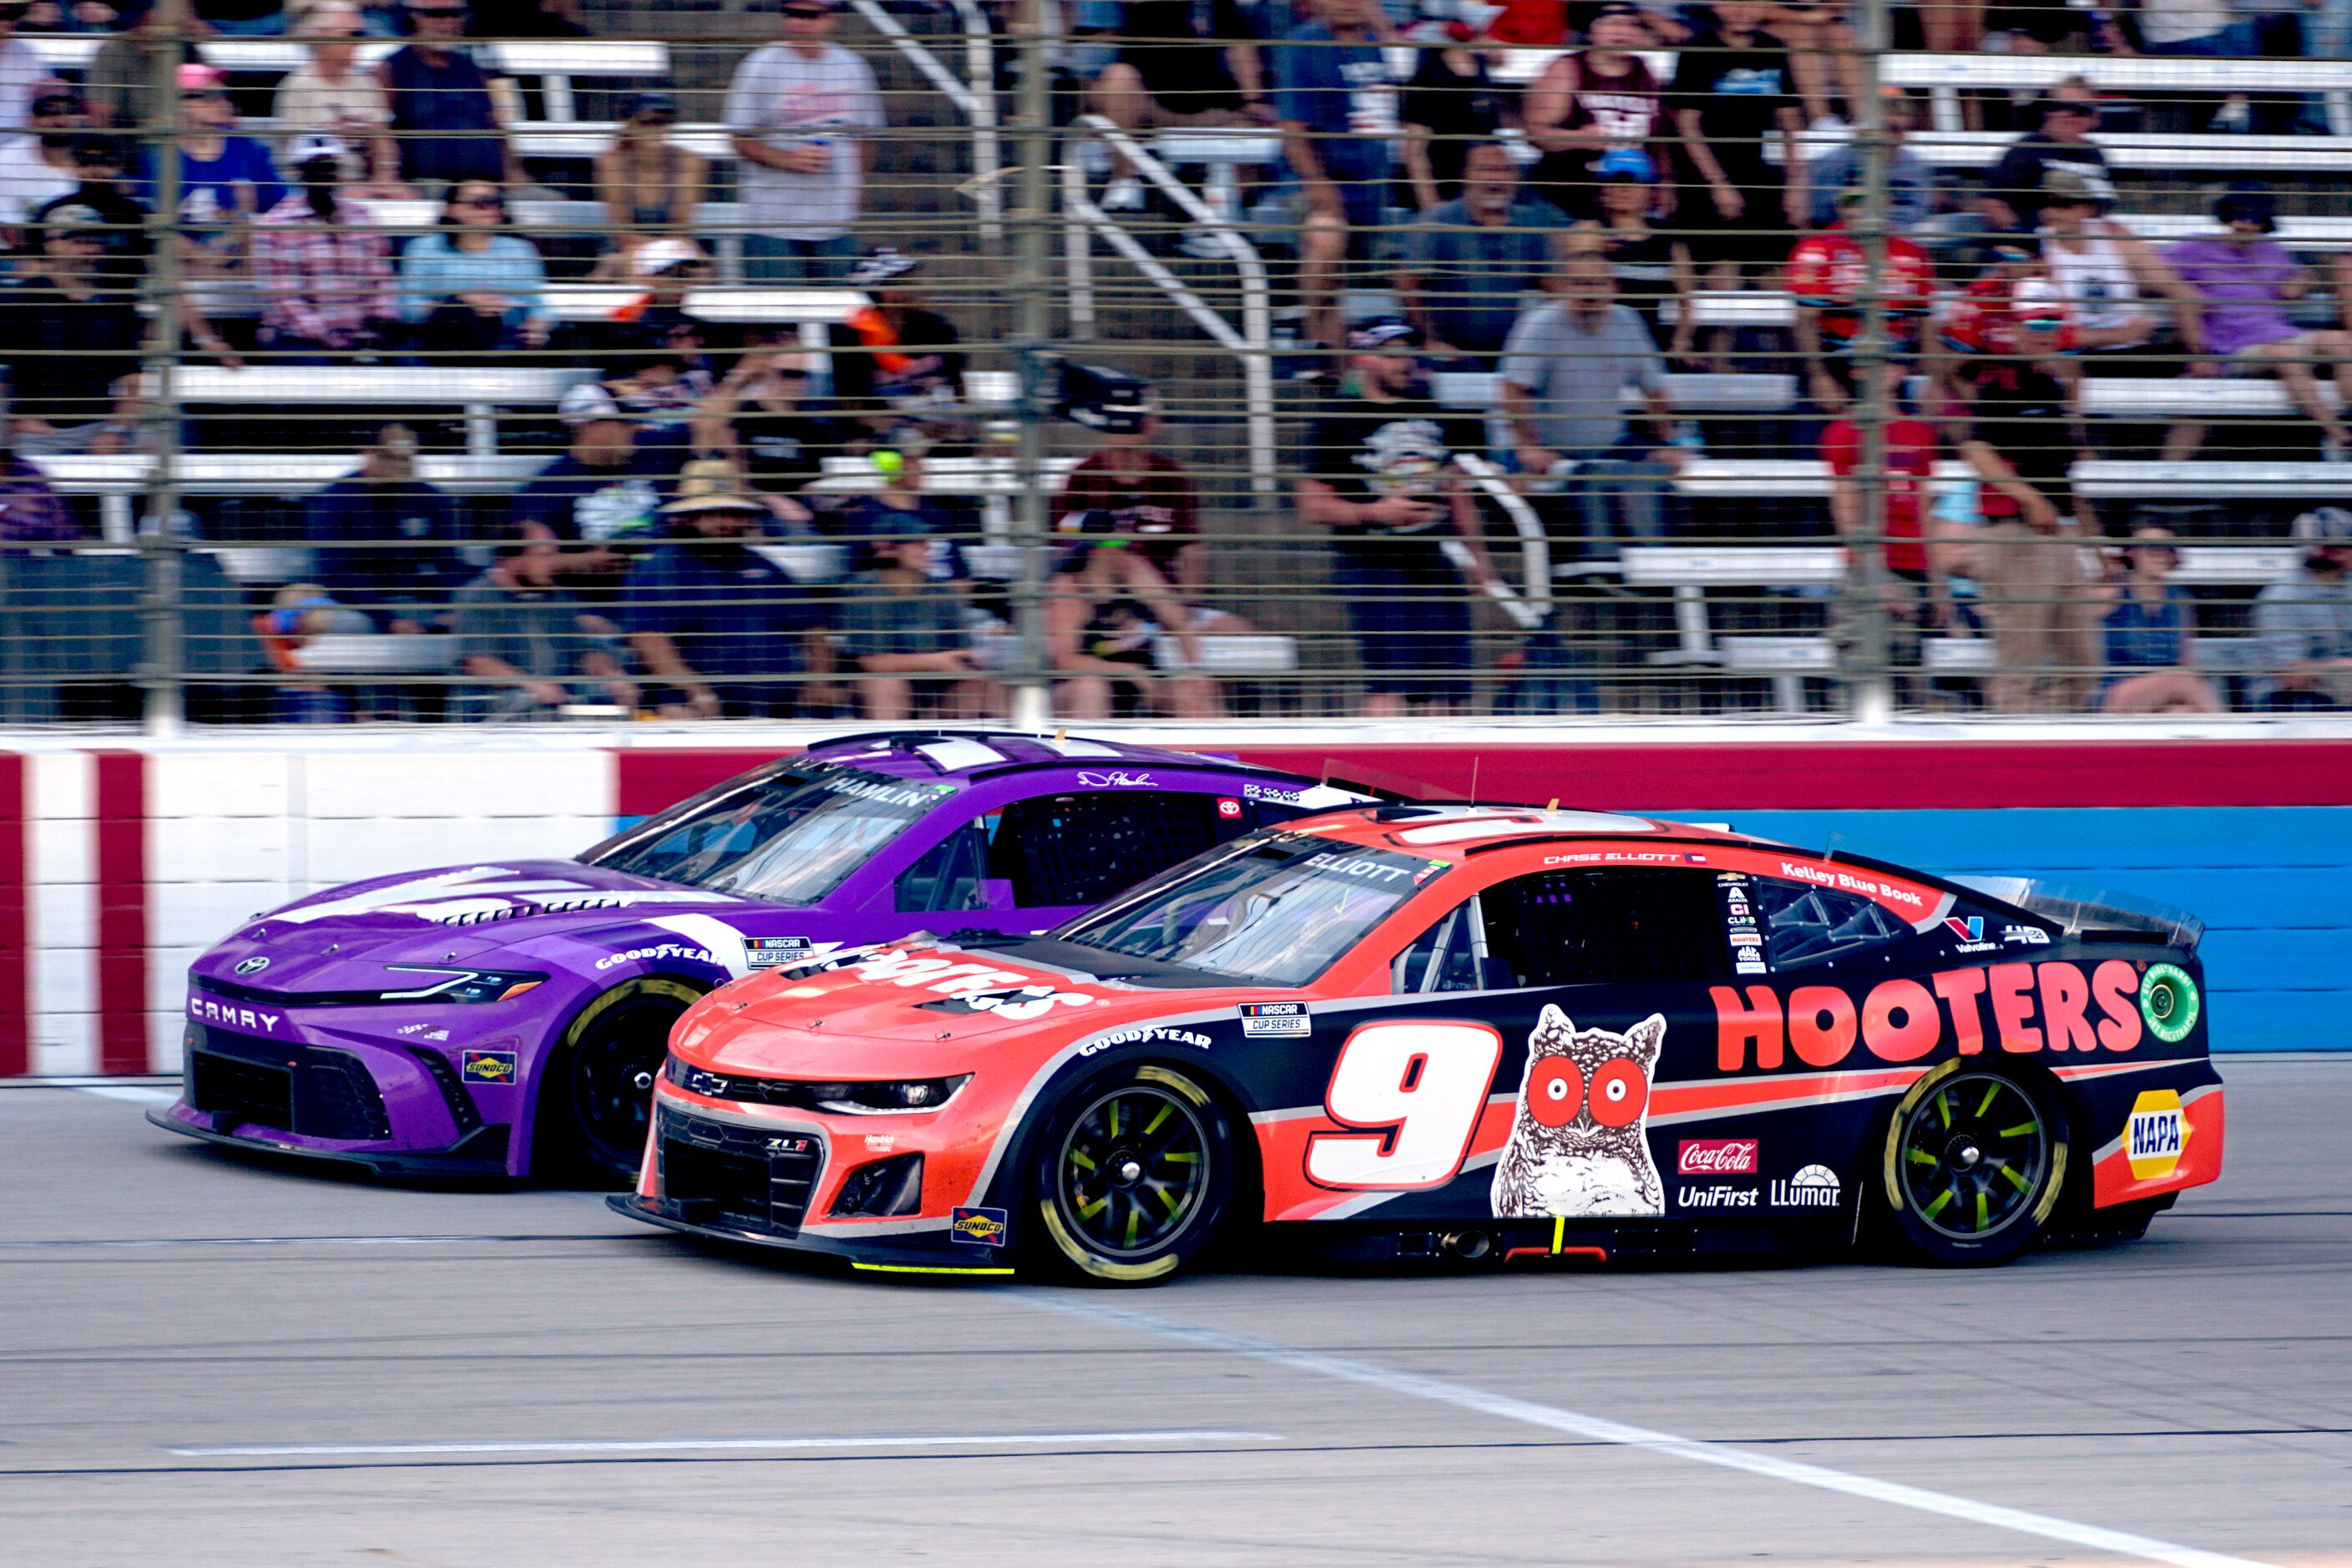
left=1052, top=393, right=1255, bottom=635
left=1784, top=190, right=1933, bottom=415
left=1821, top=356, right=1946, bottom=700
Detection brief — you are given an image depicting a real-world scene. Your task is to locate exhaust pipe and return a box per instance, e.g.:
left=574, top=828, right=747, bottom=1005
left=1439, top=1229, right=1491, bottom=1260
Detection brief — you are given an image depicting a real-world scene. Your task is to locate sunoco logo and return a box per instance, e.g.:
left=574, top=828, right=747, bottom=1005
left=1770, top=1164, right=1841, bottom=1208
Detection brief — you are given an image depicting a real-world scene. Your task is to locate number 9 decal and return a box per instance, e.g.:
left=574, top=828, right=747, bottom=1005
left=1305, top=1020, right=1504, bottom=1191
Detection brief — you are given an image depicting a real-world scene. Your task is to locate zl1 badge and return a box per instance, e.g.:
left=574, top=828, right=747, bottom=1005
left=460, top=1050, right=518, bottom=1085
left=950, top=1206, right=1009, bottom=1247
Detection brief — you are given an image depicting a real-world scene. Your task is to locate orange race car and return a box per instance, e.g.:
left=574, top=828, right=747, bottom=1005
left=612, top=805, right=2222, bottom=1283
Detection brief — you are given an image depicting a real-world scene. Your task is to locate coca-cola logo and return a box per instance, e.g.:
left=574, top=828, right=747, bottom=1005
left=1678, top=1138, right=1759, bottom=1176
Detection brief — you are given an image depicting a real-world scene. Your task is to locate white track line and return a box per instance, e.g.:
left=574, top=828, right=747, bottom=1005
left=1024, top=1295, right=2272, bottom=1568
left=173, top=1430, right=1279, bottom=1459
left=73, top=1085, right=177, bottom=1105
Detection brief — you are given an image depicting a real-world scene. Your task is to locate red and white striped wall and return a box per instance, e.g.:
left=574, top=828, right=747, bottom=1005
left=3, top=724, right=2349, bottom=1073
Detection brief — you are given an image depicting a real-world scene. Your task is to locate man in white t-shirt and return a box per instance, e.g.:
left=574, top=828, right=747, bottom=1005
left=724, top=0, right=886, bottom=282
left=0, top=1, right=48, bottom=134
left=0, top=83, right=85, bottom=235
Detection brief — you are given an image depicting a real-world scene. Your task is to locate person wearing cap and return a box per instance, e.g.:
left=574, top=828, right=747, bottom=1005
left=1672, top=0, right=1807, bottom=297
left=623, top=481, right=831, bottom=720
left=1586, top=149, right=1693, bottom=353
left=249, top=134, right=396, bottom=357
left=397, top=179, right=554, bottom=356
left=1396, top=141, right=1569, bottom=366
left=837, top=505, right=994, bottom=721
left=2088, top=527, right=2223, bottom=714
left=725, top=0, right=885, bottom=284
left=1783, top=186, right=1934, bottom=413
left=509, top=381, right=686, bottom=573
left=1980, top=78, right=2110, bottom=234
left=1271, top=0, right=1399, bottom=357
left=1053, top=387, right=1239, bottom=630
left=2035, top=164, right=2201, bottom=371
left=1806, top=87, right=1932, bottom=233
left=831, top=248, right=964, bottom=415
left=1950, top=245, right=2102, bottom=715
left=2162, top=184, right=2352, bottom=463
left=302, top=422, right=468, bottom=633
left=136, top=64, right=284, bottom=304
left=1525, top=3, right=1672, bottom=224
left=1300, top=316, right=1502, bottom=717
left=0, top=197, right=150, bottom=453
left=0, top=81, right=85, bottom=235
left=2252, top=509, right=2352, bottom=710
left=273, top=2, right=403, bottom=195
left=377, top=0, right=519, bottom=194
left=452, top=528, right=640, bottom=718
left=594, top=91, right=708, bottom=272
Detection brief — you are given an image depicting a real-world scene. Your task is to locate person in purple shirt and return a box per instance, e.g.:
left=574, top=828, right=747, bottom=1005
left=2164, top=183, right=2352, bottom=463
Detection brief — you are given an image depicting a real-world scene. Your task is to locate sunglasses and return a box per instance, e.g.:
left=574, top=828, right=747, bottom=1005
left=769, top=367, right=811, bottom=379
left=782, top=7, right=831, bottom=16
left=454, top=193, right=503, bottom=208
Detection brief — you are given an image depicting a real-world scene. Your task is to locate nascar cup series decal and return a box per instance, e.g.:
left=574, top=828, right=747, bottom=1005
left=1492, top=1009, right=1665, bottom=1220
left=2126, top=1089, right=2188, bottom=1180
left=1239, top=1002, right=1310, bottom=1038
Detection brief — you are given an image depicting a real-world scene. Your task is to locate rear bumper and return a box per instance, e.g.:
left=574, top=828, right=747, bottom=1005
left=146, top=1101, right=513, bottom=1177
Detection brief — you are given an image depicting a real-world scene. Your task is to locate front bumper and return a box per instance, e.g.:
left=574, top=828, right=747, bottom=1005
left=153, top=1016, right=529, bottom=1176
left=147, top=1103, right=513, bottom=1177
left=608, top=1095, right=1016, bottom=1276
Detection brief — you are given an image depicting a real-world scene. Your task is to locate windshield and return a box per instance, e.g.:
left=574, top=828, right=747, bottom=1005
left=1056, top=832, right=1437, bottom=987
left=581, top=765, right=947, bottom=904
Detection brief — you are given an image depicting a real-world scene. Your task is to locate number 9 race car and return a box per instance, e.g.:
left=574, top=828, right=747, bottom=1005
left=149, top=732, right=1369, bottom=1182
left=615, top=804, right=2222, bottom=1282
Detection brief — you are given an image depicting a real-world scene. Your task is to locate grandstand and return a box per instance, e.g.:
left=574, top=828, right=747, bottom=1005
left=1, top=0, right=2349, bottom=725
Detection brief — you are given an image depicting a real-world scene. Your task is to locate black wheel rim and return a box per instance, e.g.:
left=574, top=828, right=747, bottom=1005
left=1898, top=1073, right=2049, bottom=1242
left=571, top=1000, right=674, bottom=1169
left=1055, top=1085, right=1210, bottom=1259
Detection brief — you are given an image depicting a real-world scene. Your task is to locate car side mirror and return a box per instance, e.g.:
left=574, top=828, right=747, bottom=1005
left=979, top=878, right=1018, bottom=911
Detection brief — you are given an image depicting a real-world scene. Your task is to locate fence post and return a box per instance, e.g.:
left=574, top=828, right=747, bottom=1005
left=1848, top=0, right=1896, bottom=724
left=140, top=5, right=187, bottom=736
left=1005, top=0, right=1059, bottom=731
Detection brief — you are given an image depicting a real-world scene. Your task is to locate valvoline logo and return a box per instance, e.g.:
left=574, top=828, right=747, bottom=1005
left=1945, top=916, right=1985, bottom=942
left=950, top=1206, right=1009, bottom=1247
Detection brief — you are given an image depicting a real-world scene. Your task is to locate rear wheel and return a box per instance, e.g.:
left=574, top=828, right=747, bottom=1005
left=1880, top=1060, right=2068, bottom=1267
left=1031, top=1064, right=1236, bottom=1286
left=539, top=976, right=703, bottom=1185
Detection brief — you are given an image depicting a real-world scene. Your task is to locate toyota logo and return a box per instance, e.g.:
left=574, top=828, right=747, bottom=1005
left=233, top=957, right=271, bottom=975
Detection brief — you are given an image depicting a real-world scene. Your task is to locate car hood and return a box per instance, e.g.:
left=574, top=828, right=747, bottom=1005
left=675, top=941, right=1268, bottom=1079
left=193, top=860, right=774, bottom=991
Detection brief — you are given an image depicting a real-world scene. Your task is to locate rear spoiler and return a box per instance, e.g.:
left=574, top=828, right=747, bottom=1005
left=1953, top=877, right=2204, bottom=952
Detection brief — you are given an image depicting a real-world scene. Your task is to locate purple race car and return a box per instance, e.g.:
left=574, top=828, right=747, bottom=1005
left=149, top=731, right=1370, bottom=1182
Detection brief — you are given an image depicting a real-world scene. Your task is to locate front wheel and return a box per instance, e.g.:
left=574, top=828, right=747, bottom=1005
left=1879, top=1060, right=2069, bottom=1267
left=1030, top=1063, right=1237, bottom=1286
left=538, top=976, right=704, bottom=1186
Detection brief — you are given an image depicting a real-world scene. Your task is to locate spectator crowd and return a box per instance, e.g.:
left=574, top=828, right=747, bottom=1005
left=1, top=0, right=2350, bottom=721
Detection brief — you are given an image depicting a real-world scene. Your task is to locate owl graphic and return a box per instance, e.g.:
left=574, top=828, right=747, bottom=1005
left=1490, top=1007, right=1667, bottom=1219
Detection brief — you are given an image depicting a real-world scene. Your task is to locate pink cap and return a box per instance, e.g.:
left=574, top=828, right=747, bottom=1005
left=176, top=63, right=230, bottom=93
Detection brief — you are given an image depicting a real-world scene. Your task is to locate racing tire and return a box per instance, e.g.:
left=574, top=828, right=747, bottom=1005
left=537, top=976, right=705, bottom=1186
left=1029, top=1063, right=1237, bottom=1287
left=1879, top=1059, right=2069, bottom=1267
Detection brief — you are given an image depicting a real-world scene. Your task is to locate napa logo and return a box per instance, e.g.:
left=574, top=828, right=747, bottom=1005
left=2125, top=1089, right=2187, bottom=1181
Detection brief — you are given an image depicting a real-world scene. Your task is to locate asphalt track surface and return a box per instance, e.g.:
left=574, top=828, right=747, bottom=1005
left=3, top=1060, right=2348, bottom=1567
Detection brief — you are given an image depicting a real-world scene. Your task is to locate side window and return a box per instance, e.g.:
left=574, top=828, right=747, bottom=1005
left=1479, top=868, right=1729, bottom=989
left=893, top=819, right=989, bottom=914
left=989, top=792, right=1225, bottom=908
left=1391, top=901, right=1484, bottom=994
left=1748, top=877, right=1910, bottom=971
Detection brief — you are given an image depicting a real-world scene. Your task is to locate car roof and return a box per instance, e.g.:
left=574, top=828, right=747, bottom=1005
left=1282, top=802, right=1746, bottom=854
left=795, top=730, right=1318, bottom=786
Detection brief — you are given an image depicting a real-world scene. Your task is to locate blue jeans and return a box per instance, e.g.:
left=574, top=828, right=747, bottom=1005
left=743, top=233, right=858, bottom=283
